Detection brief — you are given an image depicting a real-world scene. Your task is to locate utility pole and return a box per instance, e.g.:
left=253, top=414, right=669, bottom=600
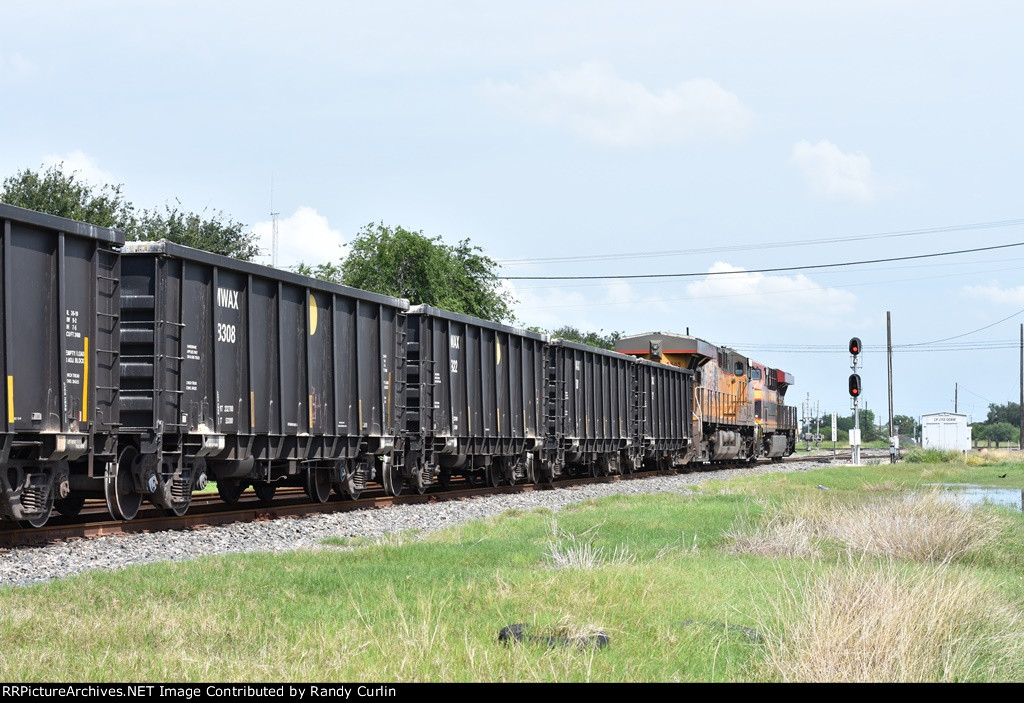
left=887, top=311, right=896, bottom=464
left=1019, top=323, right=1023, bottom=451
left=955, top=383, right=958, bottom=413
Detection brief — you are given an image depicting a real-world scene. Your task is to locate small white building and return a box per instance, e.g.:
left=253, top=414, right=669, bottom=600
left=920, top=412, right=972, bottom=452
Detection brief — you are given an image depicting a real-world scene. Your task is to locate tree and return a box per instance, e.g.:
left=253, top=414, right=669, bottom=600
left=857, top=409, right=881, bottom=442
left=984, top=402, right=1021, bottom=427
left=131, top=201, right=259, bottom=261
left=335, top=223, right=515, bottom=323
left=545, top=326, right=623, bottom=351
left=987, top=421, right=1018, bottom=448
left=295, top=261, right=344, bottom=283
left=1, top=164, right=133, bottom=228
left=893, top=414, right=919, bottom=438
left=1, top=165, right=259, bottom=260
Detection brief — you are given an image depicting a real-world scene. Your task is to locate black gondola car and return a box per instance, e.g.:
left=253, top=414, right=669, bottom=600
left=116, top=240, right=409, bottom=517
left=403, top=305, right=547, bottom=491
left=541, top=340, right=635, bottom=479
left=635, top=358, right=693, bottom=468
left=0, top=204, right=122, bottom=525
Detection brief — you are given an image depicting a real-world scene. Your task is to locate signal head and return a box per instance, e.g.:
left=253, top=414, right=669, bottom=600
left=848, top=373, right=862, bottom=398
left=849, top=337, right=862, bottom=356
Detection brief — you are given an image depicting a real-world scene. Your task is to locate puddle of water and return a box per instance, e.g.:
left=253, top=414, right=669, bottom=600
left=923, top=483, right=1023, bottom=512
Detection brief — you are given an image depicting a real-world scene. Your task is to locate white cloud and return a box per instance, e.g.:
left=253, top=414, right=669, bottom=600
left=484, top=61, right=753, bottom=147
left=252, top=206, right=347, bottom=269
left=42, top=150, right=117, bottom=185
left=964, top=282, right=1024, bottom=306
left=0, top=53, right=37, bottom=81
left=510, top=279, right=669, bottom=331
left=790, top=139, right=882, bottom=203
left=685, top=261, right=857, bottom=323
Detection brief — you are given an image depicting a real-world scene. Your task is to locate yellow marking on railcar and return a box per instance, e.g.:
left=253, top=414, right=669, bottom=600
left=309, top=394, right=314, bottom=429
left=6, top=376, right=12, bottom=424
left=495, top=343, right=501, bottom=366
left=250, top=391, right=255, bottom=429
left=309, top=294, right=318, bottom=335
left=82, top=337, right=89, bottom=422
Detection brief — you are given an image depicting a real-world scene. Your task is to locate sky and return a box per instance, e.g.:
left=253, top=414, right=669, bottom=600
left=1, top=1, right=1022, bottom=427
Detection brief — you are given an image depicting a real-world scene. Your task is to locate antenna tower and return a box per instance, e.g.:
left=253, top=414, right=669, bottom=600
left=270, top=176, right=279, bottom=268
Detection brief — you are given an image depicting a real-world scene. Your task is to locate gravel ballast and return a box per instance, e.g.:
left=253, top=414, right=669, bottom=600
left=0, top=459, right=832, bottom=587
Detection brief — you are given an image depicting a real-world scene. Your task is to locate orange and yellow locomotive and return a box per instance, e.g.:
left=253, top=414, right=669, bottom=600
left=615, top=332, right=797, bottom=464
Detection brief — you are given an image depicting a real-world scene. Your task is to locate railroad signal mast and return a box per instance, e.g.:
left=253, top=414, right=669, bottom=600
left=848, top=337, right=862, bottom=465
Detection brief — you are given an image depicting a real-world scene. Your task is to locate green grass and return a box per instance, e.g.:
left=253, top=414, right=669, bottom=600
left=2, top=460, right=1023, bottom=681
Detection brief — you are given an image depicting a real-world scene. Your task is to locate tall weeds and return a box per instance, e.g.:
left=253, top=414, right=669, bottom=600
left=727, top=490, right=1003, bottom=563
left=755, top=561, right=1024, bottom=682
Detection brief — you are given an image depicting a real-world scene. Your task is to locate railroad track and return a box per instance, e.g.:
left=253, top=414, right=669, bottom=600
left=0, top=452, right=879, bottom=548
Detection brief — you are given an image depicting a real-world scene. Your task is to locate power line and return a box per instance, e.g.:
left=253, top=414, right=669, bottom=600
left=498, top=218, right=1024, bottom=266
left=957, top=385, right=996, bottom=405
left=512, top=255, right=1024, bottom=291
left=513, top=263, right=1024, bottom=310
left=901, top=306, right=1024, bottom=347
left=501, top=241, right=1024, bottom=281
left=725, top=343, right=1019, bottom=354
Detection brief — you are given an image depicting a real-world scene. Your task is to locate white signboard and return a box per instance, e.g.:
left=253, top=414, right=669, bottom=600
left=831, top=413, right=837, bottom=442
left=849, top=428, right=861, bottom=445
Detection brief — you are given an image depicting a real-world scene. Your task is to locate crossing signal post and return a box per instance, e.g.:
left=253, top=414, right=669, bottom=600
left=849, top=337, right=862, bottom=465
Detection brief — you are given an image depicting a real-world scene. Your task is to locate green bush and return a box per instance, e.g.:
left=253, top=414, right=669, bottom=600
left=904, top=448, right=964, bottom=464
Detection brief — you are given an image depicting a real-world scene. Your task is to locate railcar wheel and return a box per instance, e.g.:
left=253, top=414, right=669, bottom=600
left=408, top=456, right=429, bottom=495
left=164, top=501, right=189, bottom=517
left=253, top=482, right=277, bottom=504
left=153, top=459, right=192, bottom=517
left=485, top=462, right=501, bottom=488
left=105, top=447, right=144, bottom=521
left=19, top=478, right=53, bottom=528
left=343, top=474, right=363, bottom=500
left=19, top=505, right=52, bottom=529
left=506, top=456, right=525, bottom=486
left=305, top=469, right=332, bottom=503
left=54, top=494, right=86, bottom=517
left=381, top=456, right=403, bottom=497
left=217, top=478, right=246, bottom=505
left=524, top=455, right=537, bottom=484
left=605, top=455, right=620, bottom=476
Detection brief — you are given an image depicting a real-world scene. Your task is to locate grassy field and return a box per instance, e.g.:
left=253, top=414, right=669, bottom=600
left=2, top=450, right=1023, bottom=682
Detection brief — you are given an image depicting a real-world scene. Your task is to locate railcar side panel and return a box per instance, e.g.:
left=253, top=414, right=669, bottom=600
left=120, top=241, right=408, bottom=508
left=405, top=305, right=546, bottom=487
left=549, top=340, right=634, bottom=474
left=0, top=204, right=123, bottom=523
left=636, top=359, right=692, bottom=466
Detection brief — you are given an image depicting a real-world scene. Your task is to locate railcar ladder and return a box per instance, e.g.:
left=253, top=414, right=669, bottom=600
left=92, top=247, right=121, bottom=430
left=119, top=262, right=184, bottom=435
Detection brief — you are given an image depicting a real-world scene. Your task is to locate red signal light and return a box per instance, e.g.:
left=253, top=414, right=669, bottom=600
left=848, top=373, right=862, bottom=397
left=849, top=337, right=862, bottom=356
